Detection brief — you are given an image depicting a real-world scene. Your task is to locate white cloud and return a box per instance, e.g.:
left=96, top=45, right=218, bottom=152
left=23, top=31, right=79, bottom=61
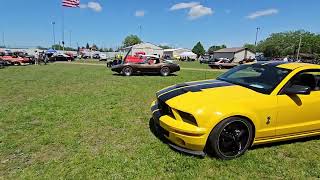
left=80, top=2, right=102, bottom=12
left=188, top=5, right=213, bottom=20
left=170, top=2, right=200, bottom=10
left=170, top=2, right=213, bottom=20
left=135, top=10, right=145, bottom=17
left=247, top=8, right=279, bottom=19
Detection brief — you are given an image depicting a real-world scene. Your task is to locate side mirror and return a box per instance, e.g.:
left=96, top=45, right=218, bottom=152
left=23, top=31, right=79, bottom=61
left=282, top=85, right=311, bottom=95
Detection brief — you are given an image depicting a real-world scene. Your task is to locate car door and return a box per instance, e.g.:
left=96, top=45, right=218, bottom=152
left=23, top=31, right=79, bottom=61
left=138, top=58, right=159, bottom=73
left=276, top=70, right=320, bottom=136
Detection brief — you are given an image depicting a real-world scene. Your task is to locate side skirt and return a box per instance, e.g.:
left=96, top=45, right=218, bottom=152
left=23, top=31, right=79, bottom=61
left=253, top=130, right=320, bottom=145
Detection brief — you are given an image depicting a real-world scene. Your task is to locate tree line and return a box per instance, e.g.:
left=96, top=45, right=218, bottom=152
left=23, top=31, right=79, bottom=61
left=246, top=30, right=320, bottom=58
left=33, top=30, right=320, bottom=58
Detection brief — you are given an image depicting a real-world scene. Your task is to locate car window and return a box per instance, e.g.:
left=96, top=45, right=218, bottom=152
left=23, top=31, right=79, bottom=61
left=227, top=66, right=262, bottom=79
left=218, top=64, right=291, bottom=94
left=287, top=70, right=320, bottom=91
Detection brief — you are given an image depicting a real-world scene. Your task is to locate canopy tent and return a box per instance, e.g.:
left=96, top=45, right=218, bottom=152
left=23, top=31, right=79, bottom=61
left=46, top=49, right=57, bottom=54
left=180, top=51, right=197, bottom=58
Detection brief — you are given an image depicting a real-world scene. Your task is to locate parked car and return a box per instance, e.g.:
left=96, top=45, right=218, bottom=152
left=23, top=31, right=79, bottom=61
left=151, top=62, right=320, bottom=159
left=99, top=54, right=107, bottom=61
left=199, top=55, right=214, bottom=64
left=93, top=54, right=100, bottom=59
left=125, top=52, right=146, bottom=63
left=0, top=53, right=31, bottom=65
left=81, top=54, right=91, bottom=59
left=111, top=55, right=180, bottom=76
left=49, top=54, right=74, bottom=62
left=208, top=58, right=237, bottom=69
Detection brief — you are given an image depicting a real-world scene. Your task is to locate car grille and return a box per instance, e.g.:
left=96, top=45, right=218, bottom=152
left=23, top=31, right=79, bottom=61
left=158, top=99, right=174, bottom=117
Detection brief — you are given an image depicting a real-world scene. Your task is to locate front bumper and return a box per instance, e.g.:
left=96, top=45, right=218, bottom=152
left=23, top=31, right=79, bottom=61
left=151, top=101, right=207, bottom=157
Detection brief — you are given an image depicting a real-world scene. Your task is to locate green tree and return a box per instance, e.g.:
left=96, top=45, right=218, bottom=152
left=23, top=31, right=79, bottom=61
left=192, top=42, right=205, bottom=58
left=243, top=44, right=256, bottom=52
left=207, top=45, right=226, bottom=55
left=91, top=44, right=98, bottom=51
left=123, top=35, right=142, bottom=47
left=257, top=30, right=320, bottom=57
left=86, top=43, right=90, bottom=49
left=36, top=46, right=47, bottom=50
left=52, top=44, right=75, bottom=51
left=159, top=45, right=172, bottom=49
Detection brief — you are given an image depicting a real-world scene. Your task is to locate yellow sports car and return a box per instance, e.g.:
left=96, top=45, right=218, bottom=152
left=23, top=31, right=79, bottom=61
left=151, top=62, right=320, bottom=159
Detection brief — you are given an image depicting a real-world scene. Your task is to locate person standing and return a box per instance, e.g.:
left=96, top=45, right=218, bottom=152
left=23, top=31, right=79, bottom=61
left=44, top=53, right=48, bottom=65
left=34, top=51, right=39, bottom=65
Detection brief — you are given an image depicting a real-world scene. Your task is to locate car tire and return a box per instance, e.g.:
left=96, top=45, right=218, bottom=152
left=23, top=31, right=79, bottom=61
left=160, top=66, right=170, bottom=76
left=122, top=66, right=133, bottom=76
left=207, top=117, right=253, bottom=160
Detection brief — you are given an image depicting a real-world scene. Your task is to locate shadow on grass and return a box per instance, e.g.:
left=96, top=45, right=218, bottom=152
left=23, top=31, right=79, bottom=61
left=112, top=73, right=178, bottom=77
left=148, top=118, right=204, bottom=159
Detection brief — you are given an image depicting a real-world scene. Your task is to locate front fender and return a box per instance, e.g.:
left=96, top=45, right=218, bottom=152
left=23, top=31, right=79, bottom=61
left=203, top=105, right=276, bottom=140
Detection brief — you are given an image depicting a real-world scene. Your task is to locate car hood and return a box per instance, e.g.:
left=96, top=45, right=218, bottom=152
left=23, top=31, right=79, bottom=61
left=156, top=79, right=265, bottom=112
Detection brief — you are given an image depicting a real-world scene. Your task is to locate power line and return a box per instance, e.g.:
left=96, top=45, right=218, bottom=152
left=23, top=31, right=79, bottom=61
left=2, top=32, right=5, bottom=47
left=52, top=22, right=56, bottom=49
left=69, top=30, right=72, bottom=48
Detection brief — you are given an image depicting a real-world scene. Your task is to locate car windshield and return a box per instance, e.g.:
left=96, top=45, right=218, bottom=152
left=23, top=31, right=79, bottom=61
left=217, top=64, right=291, bottom=94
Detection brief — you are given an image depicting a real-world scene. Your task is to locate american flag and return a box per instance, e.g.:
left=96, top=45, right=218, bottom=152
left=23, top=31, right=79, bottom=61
left=62, top=0, right=80, bottom=8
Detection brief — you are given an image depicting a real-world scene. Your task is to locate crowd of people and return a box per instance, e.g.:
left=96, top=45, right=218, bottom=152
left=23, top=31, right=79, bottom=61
left=33, top=51, right=49, bottom=65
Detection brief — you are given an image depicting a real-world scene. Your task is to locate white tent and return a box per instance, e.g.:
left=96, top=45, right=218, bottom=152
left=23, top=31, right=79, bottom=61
left=180, top=51, right=197, bottom=58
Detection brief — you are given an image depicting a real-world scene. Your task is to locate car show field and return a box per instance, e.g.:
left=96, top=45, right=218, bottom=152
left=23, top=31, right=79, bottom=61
left=1, top=63, right=320, bottom=179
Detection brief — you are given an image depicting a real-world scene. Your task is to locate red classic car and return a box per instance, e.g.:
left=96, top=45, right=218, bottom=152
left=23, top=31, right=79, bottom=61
left=125, top=52, right=146, bottom=63
left=0, top=52, right=31, bottom=65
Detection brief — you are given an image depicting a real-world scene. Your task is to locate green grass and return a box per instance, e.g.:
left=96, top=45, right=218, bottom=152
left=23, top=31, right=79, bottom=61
left=73, top=59, right=210, bottom=70
left=75, top=59, right=107, bottom=64
left=1, top=64, right=320, bottom=179
left=176, top=61, right=210, bottom=69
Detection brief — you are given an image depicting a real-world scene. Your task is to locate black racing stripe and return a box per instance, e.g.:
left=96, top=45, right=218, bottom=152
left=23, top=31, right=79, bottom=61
left=156, top=80, right=221, bottom=96
left=158, top=81, right=233, bottom=102
left=151, top=103, right=159, bottom=112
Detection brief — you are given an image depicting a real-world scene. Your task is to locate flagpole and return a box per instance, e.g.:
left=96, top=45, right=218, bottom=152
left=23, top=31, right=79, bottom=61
left=62, top=6, right=65, bottom=51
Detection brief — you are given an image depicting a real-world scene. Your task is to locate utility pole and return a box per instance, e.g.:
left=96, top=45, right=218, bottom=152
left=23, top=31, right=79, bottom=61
left=254, top=27, right=260, bottom=46
left=2, top=32, right=5, bottom=47
left=69, top=30, right=72, bottom=48
left=62, top=8, right=65, bottom=51
left=139, top=25, right=142, bottom=39
left=52, top=22, right=56, bottom=49
left=296, top=34, right=302, bottom=60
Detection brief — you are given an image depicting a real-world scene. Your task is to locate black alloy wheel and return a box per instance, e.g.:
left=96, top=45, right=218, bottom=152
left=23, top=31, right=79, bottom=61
left=160, top=66, right=170, bottom=76
left=207, top=117, right=253, bottom=160
left=122, top=66, right=133, bottom=76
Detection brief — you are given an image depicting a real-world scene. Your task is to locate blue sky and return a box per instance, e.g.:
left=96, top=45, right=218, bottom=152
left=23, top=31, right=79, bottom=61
left=1, top=0, right=320, bottom=49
